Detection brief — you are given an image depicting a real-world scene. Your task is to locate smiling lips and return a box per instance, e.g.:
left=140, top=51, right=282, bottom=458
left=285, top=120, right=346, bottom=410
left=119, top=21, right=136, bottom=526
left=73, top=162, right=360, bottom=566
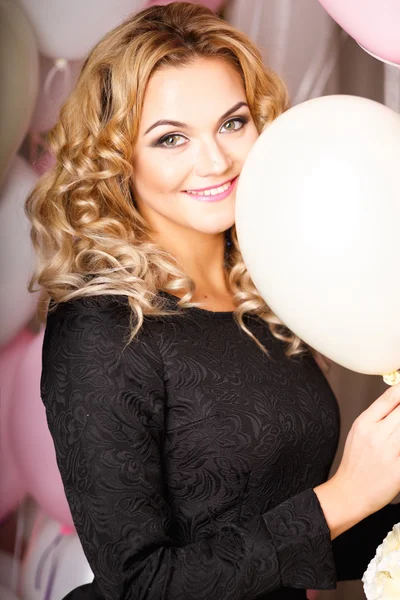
left=184, top=175, right=239, bottom=203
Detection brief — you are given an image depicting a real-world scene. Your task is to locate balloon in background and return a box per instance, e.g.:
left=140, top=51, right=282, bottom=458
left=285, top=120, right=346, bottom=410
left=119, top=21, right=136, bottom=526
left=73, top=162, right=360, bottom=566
left=318, top=0, right=400, bottom=66
left=20, top=511, right=93, bottom=600
left=0, top=329, right=33, bottom=522
left=0, top=0, right=39, bottom=186
left=0, top=549, right=21, bottom=593
left=31, top=149, right=56, bottom=177
left=146, top=0, right=225, bottom=10
left=224, top=0, right=339, bottom=106
left=29, top=56, right=84, bottom=134
left=235, top=94, right=400, bottom=376
left=18, top=0, right=146, bottom=61
left=0, top=584, right=20, bottom=600
left=8, top=331, right=74, bottom=527
left=0, top=155, right=40, bottom=349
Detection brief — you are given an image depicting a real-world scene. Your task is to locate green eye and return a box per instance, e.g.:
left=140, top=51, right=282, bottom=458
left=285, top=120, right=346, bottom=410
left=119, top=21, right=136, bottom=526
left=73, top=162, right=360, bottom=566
left=221, top=117, right=248, bottom=133
left=157, top=134, right=186, bottom=148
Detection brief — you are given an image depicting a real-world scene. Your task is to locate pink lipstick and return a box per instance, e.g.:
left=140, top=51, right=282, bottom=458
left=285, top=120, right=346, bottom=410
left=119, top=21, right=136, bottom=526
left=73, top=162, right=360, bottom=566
left=183, top=175, right=239, bottom=203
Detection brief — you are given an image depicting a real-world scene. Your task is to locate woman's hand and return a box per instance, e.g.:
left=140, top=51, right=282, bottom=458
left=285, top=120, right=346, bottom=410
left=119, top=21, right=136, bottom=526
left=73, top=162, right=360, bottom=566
left=314, top=382, right=400, bottom=539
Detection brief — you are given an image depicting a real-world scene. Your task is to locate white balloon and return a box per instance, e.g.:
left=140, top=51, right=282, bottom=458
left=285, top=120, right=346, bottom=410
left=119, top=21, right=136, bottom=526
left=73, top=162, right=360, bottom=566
left=29, top=56, right=84, bottom=134
left=0, top=156, right=39, bottom=349
left=19, top=0, right=146, bottom=61
left=236, top=95, right=400, bottom=376
left=20, top=512, right=93, bottom=600
left=0, top=0, right=39, bottom=186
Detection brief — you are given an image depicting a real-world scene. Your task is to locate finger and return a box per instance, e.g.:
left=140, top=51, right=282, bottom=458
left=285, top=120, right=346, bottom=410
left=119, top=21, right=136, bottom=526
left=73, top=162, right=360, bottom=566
left=362, top=382, right=400, bottom=423
left=380, top=403, right=400, bottom=439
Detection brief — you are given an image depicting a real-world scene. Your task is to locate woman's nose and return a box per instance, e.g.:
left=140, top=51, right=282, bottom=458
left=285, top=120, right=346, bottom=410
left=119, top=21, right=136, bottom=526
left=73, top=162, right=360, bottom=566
left=195, top=140, right=232, bottom=177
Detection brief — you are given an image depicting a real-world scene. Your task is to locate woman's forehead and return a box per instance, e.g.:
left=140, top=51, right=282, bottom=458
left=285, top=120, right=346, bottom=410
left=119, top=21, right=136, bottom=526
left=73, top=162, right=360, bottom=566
left=138, top=57, right=247, bottom=133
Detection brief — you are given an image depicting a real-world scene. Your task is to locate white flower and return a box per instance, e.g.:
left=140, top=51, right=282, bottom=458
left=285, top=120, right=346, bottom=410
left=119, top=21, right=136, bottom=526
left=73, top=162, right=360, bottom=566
left=362, top=524, right=400, bottom=599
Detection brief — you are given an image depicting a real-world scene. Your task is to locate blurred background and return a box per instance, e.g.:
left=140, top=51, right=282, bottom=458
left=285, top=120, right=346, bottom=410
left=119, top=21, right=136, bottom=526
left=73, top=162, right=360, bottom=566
left=1, top=1, right=398, bottom=599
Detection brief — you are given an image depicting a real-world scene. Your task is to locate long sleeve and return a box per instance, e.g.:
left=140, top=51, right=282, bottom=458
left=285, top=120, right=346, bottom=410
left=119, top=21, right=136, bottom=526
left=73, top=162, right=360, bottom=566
left=40, top=296, right=337, bottom=600
left=332, top=502, right=400, bottom=581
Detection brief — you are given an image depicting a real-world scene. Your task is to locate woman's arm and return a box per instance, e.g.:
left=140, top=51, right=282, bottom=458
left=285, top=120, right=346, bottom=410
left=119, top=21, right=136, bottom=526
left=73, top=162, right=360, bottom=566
left=41, top=296, right=338, bottom=600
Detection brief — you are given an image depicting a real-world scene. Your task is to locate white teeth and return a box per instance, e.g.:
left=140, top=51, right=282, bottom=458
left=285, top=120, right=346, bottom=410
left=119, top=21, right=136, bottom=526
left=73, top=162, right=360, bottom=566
left=186, top=181, right=232, bottom=196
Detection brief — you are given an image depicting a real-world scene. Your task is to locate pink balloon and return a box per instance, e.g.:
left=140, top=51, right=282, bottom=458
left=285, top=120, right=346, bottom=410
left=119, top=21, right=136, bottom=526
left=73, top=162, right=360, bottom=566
left=146, top=0, right=224, bottom=12
left=0, top=329, right=33, bottom=521
left=318, top=0, right=400, bottom=65
left=32, top=149, right=56, bottom=176
left=8, top=331, right=74, bottom=527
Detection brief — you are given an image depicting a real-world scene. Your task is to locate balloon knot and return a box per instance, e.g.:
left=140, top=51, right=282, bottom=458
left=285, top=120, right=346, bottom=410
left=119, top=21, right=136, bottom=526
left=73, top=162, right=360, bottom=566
left=60, top=524, right=75, bottom=536
left=383, top=371, right=400, bottom=386
left=54, top=58, right=68, bottom=70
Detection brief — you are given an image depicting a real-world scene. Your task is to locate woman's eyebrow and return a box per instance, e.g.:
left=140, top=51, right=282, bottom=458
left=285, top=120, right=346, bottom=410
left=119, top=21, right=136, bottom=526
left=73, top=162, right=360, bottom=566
left=144, top=101, right=249, bottom=135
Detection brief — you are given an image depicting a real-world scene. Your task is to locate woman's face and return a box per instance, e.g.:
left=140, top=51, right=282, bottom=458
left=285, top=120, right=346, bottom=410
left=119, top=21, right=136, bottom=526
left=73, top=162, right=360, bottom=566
left=132, top=57, right=259, bottom=238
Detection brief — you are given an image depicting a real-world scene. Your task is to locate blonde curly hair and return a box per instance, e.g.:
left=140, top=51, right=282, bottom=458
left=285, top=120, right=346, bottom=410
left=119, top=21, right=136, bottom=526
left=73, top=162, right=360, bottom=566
left=25, top=1, right=317, bottom=362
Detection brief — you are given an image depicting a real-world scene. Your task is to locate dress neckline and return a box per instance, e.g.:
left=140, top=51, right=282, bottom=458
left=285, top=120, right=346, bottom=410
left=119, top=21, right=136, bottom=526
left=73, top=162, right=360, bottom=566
left=159, top=291, right=235, bottom=318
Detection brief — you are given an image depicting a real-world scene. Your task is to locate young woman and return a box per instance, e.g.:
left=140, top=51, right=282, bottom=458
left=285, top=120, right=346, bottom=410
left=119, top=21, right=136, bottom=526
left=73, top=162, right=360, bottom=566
left=26, top=3, right=400, bottom=599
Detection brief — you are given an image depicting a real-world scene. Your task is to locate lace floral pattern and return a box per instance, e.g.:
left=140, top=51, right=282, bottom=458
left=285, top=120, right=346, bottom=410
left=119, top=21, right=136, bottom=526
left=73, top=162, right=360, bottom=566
left=41, top=293, right=342, bottom=599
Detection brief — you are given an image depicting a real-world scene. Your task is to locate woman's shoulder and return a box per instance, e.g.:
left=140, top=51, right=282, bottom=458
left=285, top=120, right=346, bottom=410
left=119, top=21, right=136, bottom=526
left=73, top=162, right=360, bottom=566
left=45, top=292, right=181, bottom=336
left=43, top=293, right=165, bottom=372
left=45, top=294, right=132, bottom=338
left=47, top=293, right=130, bottom=315
left=47, top=291, right=180, bottom=317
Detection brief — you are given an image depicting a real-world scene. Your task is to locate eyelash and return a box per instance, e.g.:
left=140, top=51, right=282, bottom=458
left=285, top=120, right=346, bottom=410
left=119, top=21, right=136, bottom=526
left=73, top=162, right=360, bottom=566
left=155, top=116, right=249, bottom=148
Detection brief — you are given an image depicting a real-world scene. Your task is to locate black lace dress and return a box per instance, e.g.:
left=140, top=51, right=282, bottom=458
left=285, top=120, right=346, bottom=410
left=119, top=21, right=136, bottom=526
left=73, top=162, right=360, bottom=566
left=40, top=292, right=400, bottom=600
